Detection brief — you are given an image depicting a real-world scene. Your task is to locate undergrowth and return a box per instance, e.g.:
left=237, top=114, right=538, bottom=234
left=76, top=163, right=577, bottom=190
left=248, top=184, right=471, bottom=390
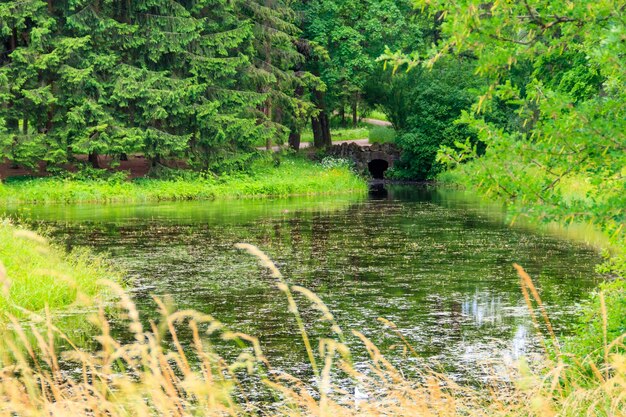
left=0, top=155, right=367, bottom=204
left=368, top=126, right=396, bottom=144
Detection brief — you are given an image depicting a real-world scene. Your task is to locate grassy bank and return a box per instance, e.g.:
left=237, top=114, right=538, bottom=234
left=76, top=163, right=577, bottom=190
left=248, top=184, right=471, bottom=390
left=0, top=221, right=121, bottom=319
left=368, top=125, right=396, bottom=144
left=0, top=156, right=367, bottom=204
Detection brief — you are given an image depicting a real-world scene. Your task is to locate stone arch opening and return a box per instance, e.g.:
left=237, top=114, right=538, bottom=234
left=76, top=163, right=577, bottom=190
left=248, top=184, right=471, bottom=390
left=368, top=159, right=389, bottom=179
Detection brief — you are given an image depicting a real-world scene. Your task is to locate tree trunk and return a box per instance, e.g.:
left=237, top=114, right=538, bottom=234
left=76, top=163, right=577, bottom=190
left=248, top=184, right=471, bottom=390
left=10, top=27, right=17, bottom=51
left=66, top=145, right=74, bottom=162
left=312, top=116, right=324, bottom=148
left=311, top=113, right=331, bottom=148
left=263, top=100, right=272, bottom=150
left=44, top=108, right=53, bottom=133
left=311, top=89, right=332, bottom=148
left=433, top=11, right=444, bottom=44
left=10, top=135, right=19, bottom=168
left=45, top=81, right=55, bottom=133
left=352, top=101, right=358, bottom=127
left=6, top=118, right=17, bottom=132
left=286, top=81, right=303, bottom=151
left=320, top=111, right=331, bottom=146
left=88, top=151, right=100, bottom=169
left=288, top=131, right=301, bottom=150
left=5, top=28, right=18, bottom=133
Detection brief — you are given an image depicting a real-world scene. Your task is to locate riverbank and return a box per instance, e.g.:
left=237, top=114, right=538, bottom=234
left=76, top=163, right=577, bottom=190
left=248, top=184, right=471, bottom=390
left=0, top=156, right=367, bottom=204
left=0, top=220, right=122, bottom=319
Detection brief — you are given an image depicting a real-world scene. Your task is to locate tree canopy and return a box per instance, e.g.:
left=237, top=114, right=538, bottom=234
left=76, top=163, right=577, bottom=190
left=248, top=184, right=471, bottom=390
left=2, top=0, right=624, bottom=197
left=1, top=0, right=313, bottom=170
left=410, top=0, right=626, bottom=231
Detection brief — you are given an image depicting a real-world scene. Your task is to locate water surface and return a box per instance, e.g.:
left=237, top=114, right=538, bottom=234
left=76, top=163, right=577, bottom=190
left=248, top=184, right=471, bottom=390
left=4, top=185, right=603, bottom=383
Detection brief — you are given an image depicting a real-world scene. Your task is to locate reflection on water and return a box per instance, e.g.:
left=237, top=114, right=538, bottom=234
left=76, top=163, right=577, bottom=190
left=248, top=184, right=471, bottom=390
left=462, top=292, right=504, bottom=327
left=368, top=182, right=388, bottom=199
left=510, top=325, right=530, bottom=360
left=2, top=185, right=603, bottom=383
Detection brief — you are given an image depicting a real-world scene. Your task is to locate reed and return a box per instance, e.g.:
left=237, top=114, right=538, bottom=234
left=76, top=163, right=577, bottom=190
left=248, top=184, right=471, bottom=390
left=0, top=245, right=623, bottom=416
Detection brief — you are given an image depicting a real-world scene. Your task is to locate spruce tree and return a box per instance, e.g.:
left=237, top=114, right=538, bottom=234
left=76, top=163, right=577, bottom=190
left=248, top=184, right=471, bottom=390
left=0, top=0, right=75, bottom=168
left=67, top=0, right=266, bottom=169
left=1, top=0, right=288, bottom=171
left=239, top=0, right=318, bottom=149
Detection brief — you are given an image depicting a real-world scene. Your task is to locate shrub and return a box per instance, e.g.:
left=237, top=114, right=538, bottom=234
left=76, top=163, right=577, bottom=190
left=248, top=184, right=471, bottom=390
left=367, top=57, right=484, bottom=180
left=368, top=126, right=396, bottom=144
left=320, top=156, right=354, bottom=170
left=564, top=262, right=626, bottom=362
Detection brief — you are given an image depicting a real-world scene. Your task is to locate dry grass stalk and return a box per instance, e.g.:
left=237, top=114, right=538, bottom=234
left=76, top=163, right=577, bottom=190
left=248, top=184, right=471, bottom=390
left=0, top=245, right=621, bottom=416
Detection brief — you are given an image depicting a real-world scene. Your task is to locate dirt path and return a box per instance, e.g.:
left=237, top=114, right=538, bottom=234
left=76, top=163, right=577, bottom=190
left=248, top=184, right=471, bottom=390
left=362, top=118, right=392, bottom=127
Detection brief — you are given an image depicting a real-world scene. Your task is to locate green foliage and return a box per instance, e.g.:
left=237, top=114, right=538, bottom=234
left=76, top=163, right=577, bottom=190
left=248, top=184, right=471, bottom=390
left=567, top=251, right=626, bottom=363
left=297, top=0, right=422, bottom=130
left=0, top=0, right=315, bottom=170
left=368, top=126, right=395, bottom=144
left=240, top=0, right=320, bottom=147
left=426, top=0, right=626, bottom=229
left=563, top=277, right=626, bottom=361
left=372, top=58, right=483, bottom=179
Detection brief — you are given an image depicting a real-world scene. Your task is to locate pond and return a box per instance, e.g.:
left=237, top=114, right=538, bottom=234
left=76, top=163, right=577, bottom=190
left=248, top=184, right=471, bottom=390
left=3, top=185, right=603, bottom=385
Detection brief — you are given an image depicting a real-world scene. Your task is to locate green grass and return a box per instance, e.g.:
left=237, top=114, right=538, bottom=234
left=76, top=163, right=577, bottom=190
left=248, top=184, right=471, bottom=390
left=368, top=109, right=388, bottom=121
left=254, top=125, right=370, bottom=147
left=0, top=221, right=122, bottom=318
left=300, top=126, right=369, bottom=143
left=0, top=156, right=367, bottom=204
left=368, top=126, right=396, bottom=144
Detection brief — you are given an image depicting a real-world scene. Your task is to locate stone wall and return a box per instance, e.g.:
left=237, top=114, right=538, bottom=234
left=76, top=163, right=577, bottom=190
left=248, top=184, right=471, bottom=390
left=326, top=142, right=401, bottom=175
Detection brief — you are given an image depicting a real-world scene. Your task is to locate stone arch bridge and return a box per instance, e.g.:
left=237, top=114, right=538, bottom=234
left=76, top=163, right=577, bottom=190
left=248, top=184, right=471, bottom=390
left=326, top=142, right=400, bottom=179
